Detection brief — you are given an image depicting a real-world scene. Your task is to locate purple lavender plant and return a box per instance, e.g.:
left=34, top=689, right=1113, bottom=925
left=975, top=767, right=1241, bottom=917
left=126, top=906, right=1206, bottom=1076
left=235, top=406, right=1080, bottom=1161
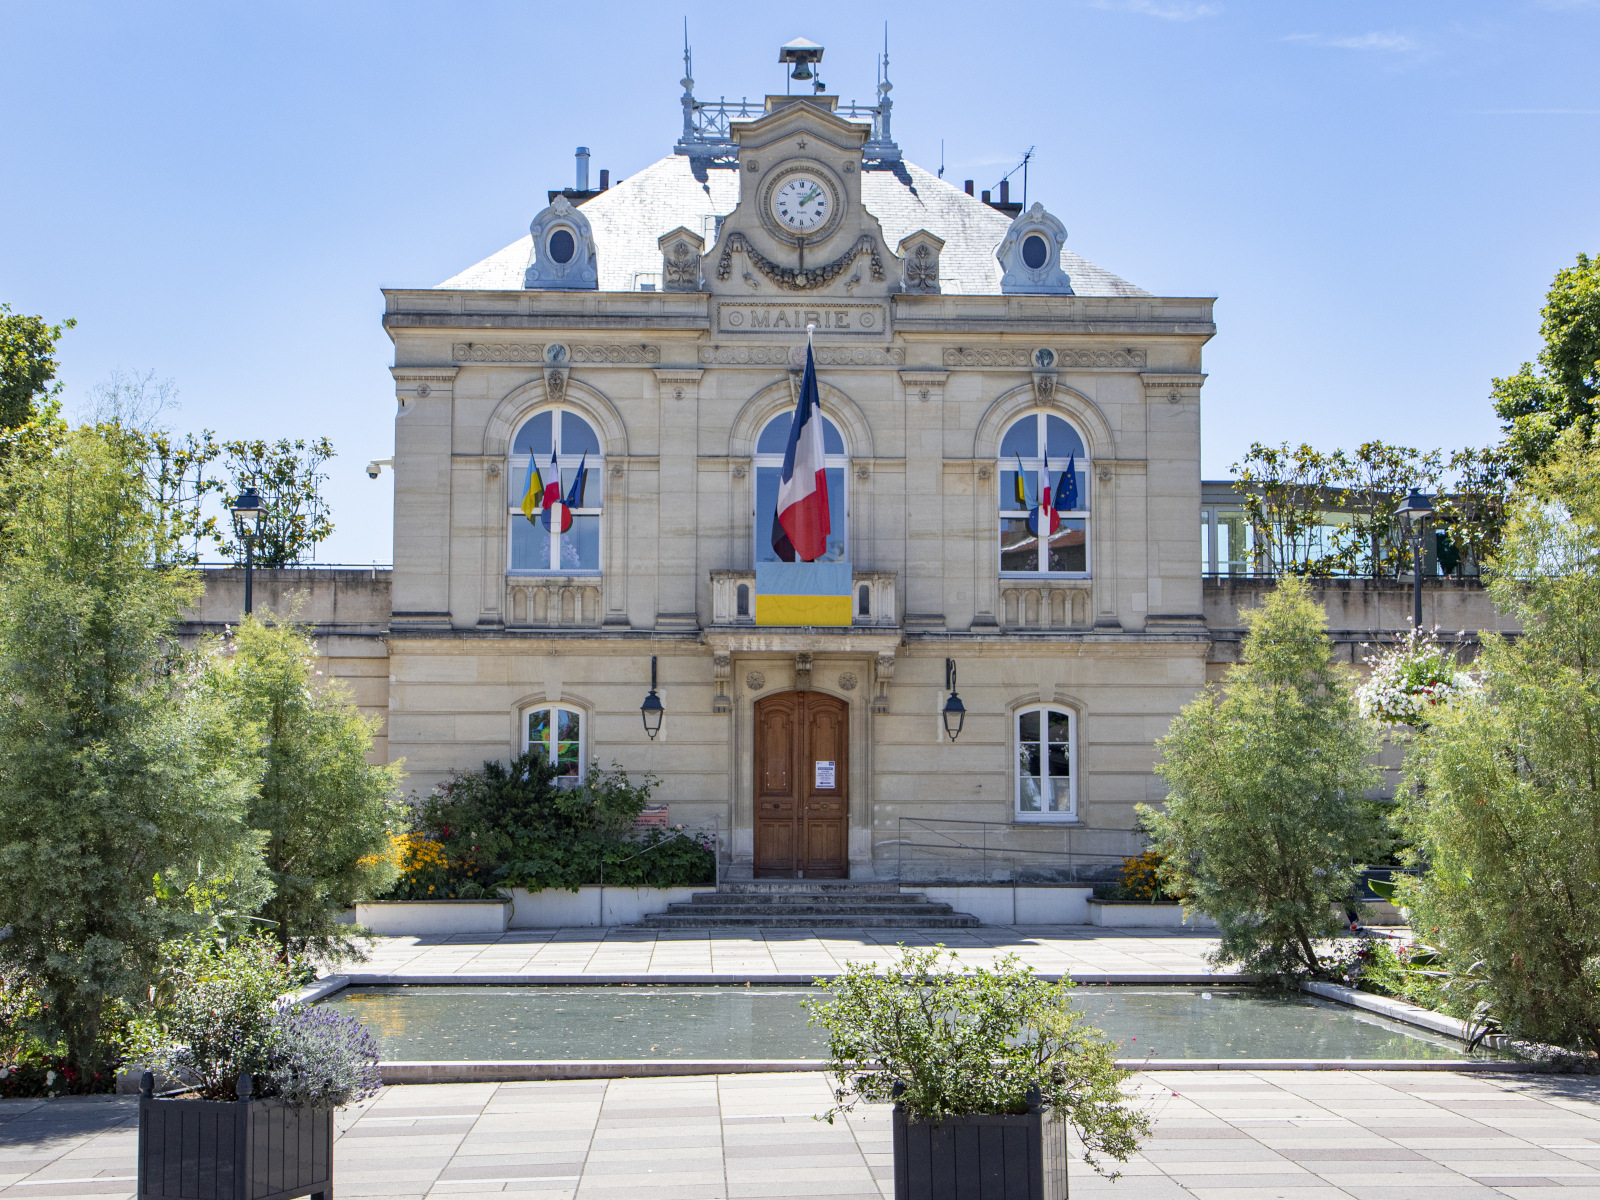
left=264, top=1006, right=382, bottom=1109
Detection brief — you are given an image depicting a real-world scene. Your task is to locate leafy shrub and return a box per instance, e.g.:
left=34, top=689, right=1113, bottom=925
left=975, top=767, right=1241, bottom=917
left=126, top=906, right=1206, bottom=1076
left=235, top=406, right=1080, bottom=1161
left=804, top=946, right=1147, bottom=1178
left=130, top=937, right=295, bottom=1101
left=263, top=1006, right=381, bottom=1108
left=381, top=757, right=714, bottom=895
left=1143, top=575, right=1384, bottom=979
left=0, top=964, right=124, bottom=1097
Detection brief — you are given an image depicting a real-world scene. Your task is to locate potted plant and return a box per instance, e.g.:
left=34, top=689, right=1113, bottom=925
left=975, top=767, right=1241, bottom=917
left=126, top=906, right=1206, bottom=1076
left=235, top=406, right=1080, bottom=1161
left=132, top=938, right=381, bottom=1200
left=805, top=946, right=1148, bottom=1200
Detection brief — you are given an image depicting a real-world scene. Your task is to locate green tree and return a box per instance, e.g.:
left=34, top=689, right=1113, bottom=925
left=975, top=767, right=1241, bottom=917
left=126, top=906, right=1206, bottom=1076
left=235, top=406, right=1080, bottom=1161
left=202, top=614, right=402, bottom=956
left=1142, top=575, right=1383, bottom=977
left=0, top=304, right=75, bottom=431
left=1397, top=438, right=1600, bottom=1052
left=1493, top=252, right=1600, bottom=475
left=0, top=427, right=267, bottom=1076
left=214, top=437, right=336, bottom=566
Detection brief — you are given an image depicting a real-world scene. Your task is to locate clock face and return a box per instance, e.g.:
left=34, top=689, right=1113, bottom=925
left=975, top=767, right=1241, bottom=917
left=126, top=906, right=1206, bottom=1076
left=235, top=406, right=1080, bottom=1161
left=772, top=176, right=832, bottom=232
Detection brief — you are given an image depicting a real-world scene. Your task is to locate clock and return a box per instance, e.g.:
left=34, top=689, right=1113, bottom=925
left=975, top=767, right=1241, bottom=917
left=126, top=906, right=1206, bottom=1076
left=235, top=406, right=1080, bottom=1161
left=771, top=175, right=833, bottom=232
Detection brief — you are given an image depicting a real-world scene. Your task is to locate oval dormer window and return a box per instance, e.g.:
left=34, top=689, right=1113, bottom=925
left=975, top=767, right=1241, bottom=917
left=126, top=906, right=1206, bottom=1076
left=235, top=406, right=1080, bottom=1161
left=548, top=228, right=576, bottom=264
left=1021, top=234, right=1049, bottom=270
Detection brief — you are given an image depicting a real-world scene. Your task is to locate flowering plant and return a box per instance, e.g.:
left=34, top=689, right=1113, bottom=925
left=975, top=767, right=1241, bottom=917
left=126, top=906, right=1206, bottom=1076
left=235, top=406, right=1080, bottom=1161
left=1356, top=628, right=1477, bottom=727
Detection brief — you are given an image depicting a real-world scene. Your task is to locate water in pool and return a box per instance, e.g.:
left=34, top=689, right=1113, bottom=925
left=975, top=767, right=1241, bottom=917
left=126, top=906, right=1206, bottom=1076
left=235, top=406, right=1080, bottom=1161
left=321, top=985, right=1502, bottom=1062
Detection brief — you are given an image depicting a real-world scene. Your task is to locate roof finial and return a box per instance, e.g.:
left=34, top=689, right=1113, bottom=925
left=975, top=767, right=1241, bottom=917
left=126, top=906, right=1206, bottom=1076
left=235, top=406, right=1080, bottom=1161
left=680, top=18, right=696, bottom=143
left=876, top=22, right=893, bottom=144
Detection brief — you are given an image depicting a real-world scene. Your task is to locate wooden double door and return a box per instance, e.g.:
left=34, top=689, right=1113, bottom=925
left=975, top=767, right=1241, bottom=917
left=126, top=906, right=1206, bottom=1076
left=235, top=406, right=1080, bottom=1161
left=753, top=691, right=849, bottom=878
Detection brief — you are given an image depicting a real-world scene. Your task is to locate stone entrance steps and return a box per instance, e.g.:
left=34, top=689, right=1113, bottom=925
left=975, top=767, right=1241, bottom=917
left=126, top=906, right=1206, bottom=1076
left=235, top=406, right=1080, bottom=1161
left=637, top=881, right=981, bottom=929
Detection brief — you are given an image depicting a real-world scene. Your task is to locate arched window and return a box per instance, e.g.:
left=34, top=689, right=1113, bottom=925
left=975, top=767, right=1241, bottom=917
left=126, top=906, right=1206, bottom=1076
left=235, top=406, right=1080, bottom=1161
left=507, top=409, right=603, bottom=573
left=998, top=412, right=1089, bottom=577
left=753, top=410, right=848, bottom=563
left=1015, top=705, right=1076, bottom=821
left=523, top=703, right=584, bottom=785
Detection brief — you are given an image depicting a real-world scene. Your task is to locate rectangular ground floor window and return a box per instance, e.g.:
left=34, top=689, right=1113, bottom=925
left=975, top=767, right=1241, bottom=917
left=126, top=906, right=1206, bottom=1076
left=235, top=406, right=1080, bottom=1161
left=1015, top=705, right=1075, bottom=820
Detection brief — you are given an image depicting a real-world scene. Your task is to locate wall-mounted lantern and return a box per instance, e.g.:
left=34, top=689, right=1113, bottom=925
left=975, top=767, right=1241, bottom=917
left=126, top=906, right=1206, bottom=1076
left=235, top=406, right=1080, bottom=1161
left=640, top=655, right=665, bottom=740
left=941, top=658, right=966, bottom=743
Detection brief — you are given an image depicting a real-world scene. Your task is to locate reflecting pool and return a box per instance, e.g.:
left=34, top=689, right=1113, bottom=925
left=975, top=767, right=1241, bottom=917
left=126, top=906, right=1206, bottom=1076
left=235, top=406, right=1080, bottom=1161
left=320, top=984, right=1504, bottom=1062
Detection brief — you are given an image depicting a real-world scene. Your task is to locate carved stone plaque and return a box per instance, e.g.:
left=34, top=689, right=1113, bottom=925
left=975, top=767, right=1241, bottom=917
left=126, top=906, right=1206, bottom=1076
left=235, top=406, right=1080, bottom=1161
left=715, top=301, right=887, bottom=336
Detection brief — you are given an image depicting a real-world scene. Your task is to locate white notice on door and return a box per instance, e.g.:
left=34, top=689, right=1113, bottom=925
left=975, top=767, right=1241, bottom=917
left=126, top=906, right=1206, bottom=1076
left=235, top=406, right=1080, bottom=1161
left=815, top=760, right=836, bottom=789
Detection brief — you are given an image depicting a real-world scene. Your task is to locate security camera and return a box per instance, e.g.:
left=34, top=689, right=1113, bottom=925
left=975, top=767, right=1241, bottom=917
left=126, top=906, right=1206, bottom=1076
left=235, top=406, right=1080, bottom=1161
left=365, top=458, right=393, bottom=480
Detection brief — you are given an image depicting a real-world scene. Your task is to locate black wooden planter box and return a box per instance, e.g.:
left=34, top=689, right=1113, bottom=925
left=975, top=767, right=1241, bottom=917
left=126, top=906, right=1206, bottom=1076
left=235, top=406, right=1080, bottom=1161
left=892, top=1105, right=1067, bottom=1200
left=137, top=1075, right=333, bottom=1200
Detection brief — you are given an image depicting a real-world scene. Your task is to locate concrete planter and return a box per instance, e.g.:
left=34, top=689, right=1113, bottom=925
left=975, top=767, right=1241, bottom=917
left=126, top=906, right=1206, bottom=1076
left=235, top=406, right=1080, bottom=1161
left=508, top=886, right=702, bottom=928
left=892, top=1105, right=1066, bottom=1200
left=138, top=1074, right=332, bottom=1200
left=355, top=899, right=510, bottom=936
left=1087, top=899, right=1217, bottom=930
left=911, top=886, right=1094, bottom=926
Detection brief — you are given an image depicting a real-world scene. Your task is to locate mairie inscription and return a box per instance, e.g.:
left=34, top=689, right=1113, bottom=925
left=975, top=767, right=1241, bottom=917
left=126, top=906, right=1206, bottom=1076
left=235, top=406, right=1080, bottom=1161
left=716, top=301, right=887, bottom=336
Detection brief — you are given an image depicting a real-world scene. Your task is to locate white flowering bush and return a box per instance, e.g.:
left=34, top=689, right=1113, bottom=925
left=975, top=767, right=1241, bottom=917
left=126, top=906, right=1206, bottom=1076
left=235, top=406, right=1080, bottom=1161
left=1357, top=628, right=1477, bottom=727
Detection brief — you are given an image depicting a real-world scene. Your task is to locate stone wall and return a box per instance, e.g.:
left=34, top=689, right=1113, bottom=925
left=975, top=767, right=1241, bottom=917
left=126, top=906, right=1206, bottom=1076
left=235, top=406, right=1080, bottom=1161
left=178, top=568, right=392, bottom=762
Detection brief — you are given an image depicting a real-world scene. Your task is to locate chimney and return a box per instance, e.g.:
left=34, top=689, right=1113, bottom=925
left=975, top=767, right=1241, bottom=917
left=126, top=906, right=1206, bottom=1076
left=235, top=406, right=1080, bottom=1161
left=964, top=179, right=974, bottom=196
left=599, top=169, right=609, bottom=191
left=999, top=180, right=1010, bottom=205
left=981, top=190, right=991, bottom=204
left=575, top=146, right=590, bottom=192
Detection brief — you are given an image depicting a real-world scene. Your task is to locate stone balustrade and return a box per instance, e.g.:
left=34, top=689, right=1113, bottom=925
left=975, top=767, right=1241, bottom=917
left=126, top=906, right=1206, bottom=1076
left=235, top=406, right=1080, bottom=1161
left=506, top=577, right=604, bottom=627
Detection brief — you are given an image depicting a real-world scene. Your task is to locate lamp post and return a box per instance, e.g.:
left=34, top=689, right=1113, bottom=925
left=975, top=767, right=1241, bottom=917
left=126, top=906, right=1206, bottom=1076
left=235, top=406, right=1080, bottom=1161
left=1398, top=487, right=1435, bottom=629
left=230, top=486, right=264, bottom=616
left=941, top=658, right=966, bottom=743
left=640, top=655, right=664, bottom=740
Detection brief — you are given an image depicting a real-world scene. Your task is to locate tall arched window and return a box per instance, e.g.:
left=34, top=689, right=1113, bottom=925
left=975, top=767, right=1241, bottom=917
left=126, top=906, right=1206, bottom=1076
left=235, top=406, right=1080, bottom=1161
left=998, top=412, right=1089, bottom=577
left=508, top=409, right=603, bottom=573
left=523, top=703, right=584, bottom=786
left=753, top=410, right=849, bottom=563
left=1015, top=704, right=1076, bottom=821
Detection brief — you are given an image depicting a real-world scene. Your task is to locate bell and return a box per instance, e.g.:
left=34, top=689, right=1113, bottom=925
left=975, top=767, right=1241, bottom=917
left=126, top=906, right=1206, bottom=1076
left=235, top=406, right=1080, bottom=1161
left=790, top=60, right=813, bottom=81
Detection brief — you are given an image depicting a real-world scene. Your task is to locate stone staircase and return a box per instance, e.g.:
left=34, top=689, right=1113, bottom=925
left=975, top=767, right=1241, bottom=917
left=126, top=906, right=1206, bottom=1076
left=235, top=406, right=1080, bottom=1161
left=637, top=880, right=982, bottom=929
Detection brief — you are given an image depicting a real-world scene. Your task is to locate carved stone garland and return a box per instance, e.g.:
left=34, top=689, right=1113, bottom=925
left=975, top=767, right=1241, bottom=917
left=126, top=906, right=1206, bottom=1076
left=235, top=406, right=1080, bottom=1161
left=717, top=233, right=885, bottom=292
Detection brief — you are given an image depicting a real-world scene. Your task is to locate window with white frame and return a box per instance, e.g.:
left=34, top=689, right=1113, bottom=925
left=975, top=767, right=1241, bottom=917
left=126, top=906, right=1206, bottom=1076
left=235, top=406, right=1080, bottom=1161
left=753, top=410, right=849, bottom=563
left=1015, top=705, right=1076, bottom=820
left=507, top=409, right=603, bottom=573
left=523, top=704, right=584, bottom=785
left=998, top=412, right=1089, bottom=576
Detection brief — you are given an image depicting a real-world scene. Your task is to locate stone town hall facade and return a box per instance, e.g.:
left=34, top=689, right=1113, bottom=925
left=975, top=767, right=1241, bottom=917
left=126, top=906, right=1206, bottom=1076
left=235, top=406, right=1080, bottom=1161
left=372, top=42, right=1216, bottom=881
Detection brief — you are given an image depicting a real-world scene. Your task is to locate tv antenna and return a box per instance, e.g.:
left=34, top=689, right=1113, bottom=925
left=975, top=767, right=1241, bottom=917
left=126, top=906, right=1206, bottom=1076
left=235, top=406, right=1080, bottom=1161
left=992, top=146, right=1036, bottom=209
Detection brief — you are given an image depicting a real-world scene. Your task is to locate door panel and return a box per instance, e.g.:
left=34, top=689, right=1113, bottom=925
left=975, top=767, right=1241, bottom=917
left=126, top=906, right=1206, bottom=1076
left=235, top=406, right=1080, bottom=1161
left=754, top=691, right=848, bottom=878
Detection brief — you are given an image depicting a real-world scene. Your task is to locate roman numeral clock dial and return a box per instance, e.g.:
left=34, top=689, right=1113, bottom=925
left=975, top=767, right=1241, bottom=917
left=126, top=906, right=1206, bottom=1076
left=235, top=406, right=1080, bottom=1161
left=772, top=176, right=832, bottom=232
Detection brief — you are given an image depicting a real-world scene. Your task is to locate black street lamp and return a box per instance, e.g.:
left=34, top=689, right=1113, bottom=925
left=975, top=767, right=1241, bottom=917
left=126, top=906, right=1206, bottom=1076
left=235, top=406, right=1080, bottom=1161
left=1398, top=487, right=1435, bottom=629
left=941, top=658, right=966, bottom=743
left=640, top=655, right=665, bottom=740
left=230, top=486, right=264, bottom=616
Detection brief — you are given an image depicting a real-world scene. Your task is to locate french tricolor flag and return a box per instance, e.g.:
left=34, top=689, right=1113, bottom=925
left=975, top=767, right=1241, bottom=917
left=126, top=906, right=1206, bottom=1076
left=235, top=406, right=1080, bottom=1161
left=772, top=340, right=830, bottom=563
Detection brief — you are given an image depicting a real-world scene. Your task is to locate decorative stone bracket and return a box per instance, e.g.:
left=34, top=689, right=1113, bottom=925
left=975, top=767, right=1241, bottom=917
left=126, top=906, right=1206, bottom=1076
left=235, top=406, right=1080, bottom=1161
left=1139, top=372, right=1207, bottom=405
left=712, top=652, right=732, bottom=713
left=794, top=652, right=814, bottom=693
left=872, top=651, right=895, bottom=714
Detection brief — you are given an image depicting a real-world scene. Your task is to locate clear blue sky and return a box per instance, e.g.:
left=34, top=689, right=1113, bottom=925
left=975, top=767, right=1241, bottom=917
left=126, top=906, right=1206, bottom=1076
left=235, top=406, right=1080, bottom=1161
left=3, top=0, right=1596, bottom=563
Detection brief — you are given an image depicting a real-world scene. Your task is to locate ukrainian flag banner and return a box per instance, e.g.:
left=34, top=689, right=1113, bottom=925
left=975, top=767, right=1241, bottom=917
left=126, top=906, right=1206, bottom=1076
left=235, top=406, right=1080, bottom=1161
left=755, top=561, right=853, bottom=627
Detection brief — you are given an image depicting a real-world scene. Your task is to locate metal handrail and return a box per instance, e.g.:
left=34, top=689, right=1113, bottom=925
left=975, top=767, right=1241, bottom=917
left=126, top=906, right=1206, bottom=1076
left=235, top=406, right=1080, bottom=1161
left=893, top=816, right=1147, bottom=884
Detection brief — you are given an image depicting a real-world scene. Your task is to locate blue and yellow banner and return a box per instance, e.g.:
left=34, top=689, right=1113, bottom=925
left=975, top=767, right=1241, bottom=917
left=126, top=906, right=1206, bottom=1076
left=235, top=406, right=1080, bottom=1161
left=755, top=562, right=853, bottom=626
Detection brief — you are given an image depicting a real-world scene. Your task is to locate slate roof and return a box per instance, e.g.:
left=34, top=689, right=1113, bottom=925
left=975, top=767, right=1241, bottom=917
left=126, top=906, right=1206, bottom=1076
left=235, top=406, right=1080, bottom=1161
left=436, top=154, right=1148, bottom=297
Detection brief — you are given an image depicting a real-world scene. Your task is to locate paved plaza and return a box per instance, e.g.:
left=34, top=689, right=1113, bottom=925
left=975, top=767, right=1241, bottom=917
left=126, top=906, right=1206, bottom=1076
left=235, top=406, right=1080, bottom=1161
left=348, top=927, right=1230, bottom=983
left=9, top=1069, right=1600, bottom=1200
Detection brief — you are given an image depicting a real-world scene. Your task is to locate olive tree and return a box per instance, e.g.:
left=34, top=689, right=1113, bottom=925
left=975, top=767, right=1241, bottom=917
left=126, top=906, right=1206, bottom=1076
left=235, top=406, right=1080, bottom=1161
left=201, top=614, right=402, bottom=956
left=0, top=427, right=266, bottom=1076
left=1141, top=575, right=1383, bottom=977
